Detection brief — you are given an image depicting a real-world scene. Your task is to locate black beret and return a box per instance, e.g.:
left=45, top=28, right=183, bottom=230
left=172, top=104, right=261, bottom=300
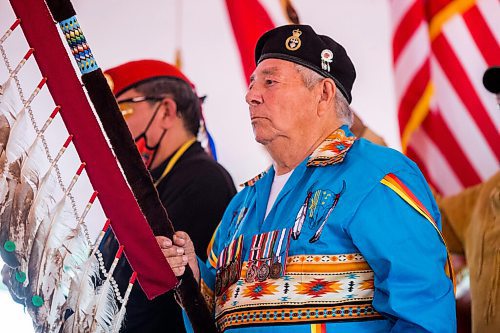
left=255, top=24, right=356, bottom=104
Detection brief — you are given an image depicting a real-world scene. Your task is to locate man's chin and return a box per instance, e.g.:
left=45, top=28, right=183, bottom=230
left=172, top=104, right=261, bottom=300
left=253, top=133, right=272, bottom=146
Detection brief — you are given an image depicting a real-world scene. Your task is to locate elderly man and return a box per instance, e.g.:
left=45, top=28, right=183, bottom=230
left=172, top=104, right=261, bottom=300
left=160, top=25, right=455, bottom=332
left=101, top=60, right=236, bottom=333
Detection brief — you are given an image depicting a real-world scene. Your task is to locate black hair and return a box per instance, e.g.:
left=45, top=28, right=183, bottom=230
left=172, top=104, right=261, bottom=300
left=135, top=77, right=201, bottom=136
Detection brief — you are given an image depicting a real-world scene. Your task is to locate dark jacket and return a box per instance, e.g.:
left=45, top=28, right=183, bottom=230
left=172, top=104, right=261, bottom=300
left=101, top=141, right=236, bottom=332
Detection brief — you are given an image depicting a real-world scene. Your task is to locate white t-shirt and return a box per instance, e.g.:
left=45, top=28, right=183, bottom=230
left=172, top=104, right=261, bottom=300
left=265, top=170, right=293, bottom=219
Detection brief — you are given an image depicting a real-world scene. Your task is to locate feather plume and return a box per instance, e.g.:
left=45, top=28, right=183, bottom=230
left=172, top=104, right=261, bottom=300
left=88, top=246, right=123, bottom=332
left=25, top=164, right=86, bottom=329
left=5, top=105, right=31, bottom=165
left=40, top=221, right=91, bottom=333
left=27, top=190, right=74, bottom=323
left=0, top=151, right=9, bottom=221
left=0, top=76, right=21, bottom=145
left=0, top=102, right=31, bottom=241
left=0, top=80, right=29, bottom=235
left=0, top=158, right=22, bottom=266
left=86, top=278, right=119, bottom=333
left=24, top=136, right=72, bottom=262
left=111, top=272, right=137, bottom=333
left=27, top=162, right=85, bottom=309
left=62, top=220, right=111, bottom=333
left=4, top=77, right=47, bottom=168
left=62, top=226, right=91, bottom=277
left=7, top=107, right=60, bottom=271
left=60, top=191, right=97, bottom=274
left=0, top=77, right=22, bottom=229
left=0, top=114, right=11, bottom=156
left=291, top=191, right=311, bottom=240
left=4, top=133, right=64, bottom=302
left=61, top=254, right=100, bottom=333
left=6, top=134, right=48, bottom=268
left=5, top=153, right=60, bottom=301
left=28, top=202, right=72, bottom=324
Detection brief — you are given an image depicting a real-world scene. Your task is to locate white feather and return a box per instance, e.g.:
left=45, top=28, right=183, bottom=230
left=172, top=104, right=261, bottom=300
left=87, top=277, right=119, bottom=333
left=62, top=225, right=91, bottom=276
left=5, top=105, right=30, bottom=165
left=111, top=304, right=127, bottom=333
left=0, top=105, right=30, bottom=243
left=13, top=160, right=58, bottom=293
left=111, top=274, right=135, bottom=333
left=6, top=134, right=48, bottom=268
left=27, top=196, right=73, bottom=323
left=0, top=76, right=21, bottom=128
left=24, top=152, right=60, bottom=260
left=0, top=158, right=21, bottom=265
left=61, top=254, right=100, bottom=333
left=0, top=76, right=22, bottom=227
left=292, top=199, right=308, bottom=240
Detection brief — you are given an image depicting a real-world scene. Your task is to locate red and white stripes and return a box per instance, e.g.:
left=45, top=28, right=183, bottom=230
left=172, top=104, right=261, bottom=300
left=390, top=0, right=500, bottom=196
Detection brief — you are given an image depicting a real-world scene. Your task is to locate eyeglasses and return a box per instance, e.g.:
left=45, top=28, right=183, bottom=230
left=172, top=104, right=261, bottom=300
left=116, top=96, right=163, bottom=118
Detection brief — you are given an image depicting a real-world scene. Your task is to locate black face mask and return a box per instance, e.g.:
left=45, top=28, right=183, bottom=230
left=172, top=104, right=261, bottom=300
left=134, top=102, right=166, bottom=169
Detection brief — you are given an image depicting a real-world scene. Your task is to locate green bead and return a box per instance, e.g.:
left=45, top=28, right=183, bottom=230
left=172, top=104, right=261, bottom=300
left=31, top=295, right=44, bottom=307
left=15, top=271, right=26, bottom=283
left=3, top=241, right=15, bottom=252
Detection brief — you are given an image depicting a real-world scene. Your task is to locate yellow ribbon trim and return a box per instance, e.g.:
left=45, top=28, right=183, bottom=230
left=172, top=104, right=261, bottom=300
left=286, top=261, right=371, bottom=273
left=311, top=323, right=324, bottom=333
left=153, top=137, right=196, bottom=187
left=381, top=178, right=435, bottom=224
left=429, top=0, right=476, bottom=41
left=401, top=82, right=434, bottom=154
left=381, top=176, right=456, bottom=292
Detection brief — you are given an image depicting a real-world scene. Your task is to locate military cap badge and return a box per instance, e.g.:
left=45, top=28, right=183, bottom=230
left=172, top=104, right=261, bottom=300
left=285, top=29, right=302, bottom=51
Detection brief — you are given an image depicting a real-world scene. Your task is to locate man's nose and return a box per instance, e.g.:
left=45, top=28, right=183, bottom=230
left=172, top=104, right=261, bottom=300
left=245, top=86, right=263, bottom=106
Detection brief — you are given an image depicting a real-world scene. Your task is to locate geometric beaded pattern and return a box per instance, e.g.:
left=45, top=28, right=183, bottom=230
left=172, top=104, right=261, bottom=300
left=59, top=16, right=99, bottom=74
left=216, top=303, right=381, bottom=331
left=306, top=127, right=356, bottom=167
left=214, top=253, right=382, bottom=331
left=240, top=169, right=268, bottom=188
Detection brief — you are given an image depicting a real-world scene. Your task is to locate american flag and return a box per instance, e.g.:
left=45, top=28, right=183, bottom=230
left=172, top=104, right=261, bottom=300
left=390, top=0, right=500, bottom=196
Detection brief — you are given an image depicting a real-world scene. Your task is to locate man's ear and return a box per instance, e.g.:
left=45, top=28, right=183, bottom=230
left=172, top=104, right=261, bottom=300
left=317, top=79, right=336, bottom=116
left=322, top=79, right=336, bottom=103
left=159, top=97, right=179, bottom=127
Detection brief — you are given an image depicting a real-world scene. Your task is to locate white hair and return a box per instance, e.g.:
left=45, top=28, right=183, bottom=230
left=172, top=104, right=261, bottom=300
left=294, top=64, right=353, bottom=126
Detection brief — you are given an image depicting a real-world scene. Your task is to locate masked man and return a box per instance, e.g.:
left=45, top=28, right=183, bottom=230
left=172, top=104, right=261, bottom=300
left=101, top=60, right=236, bottom=332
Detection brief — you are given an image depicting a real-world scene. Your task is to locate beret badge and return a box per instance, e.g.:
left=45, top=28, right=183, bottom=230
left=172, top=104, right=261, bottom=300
left=285, top=29, right=302, bottom=51
left=321, top=49, right=333, bottom=72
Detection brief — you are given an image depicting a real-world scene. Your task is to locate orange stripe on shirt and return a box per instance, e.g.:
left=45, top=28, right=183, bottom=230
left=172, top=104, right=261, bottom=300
left=311, top=323, right=327, bottom=333
left=384, top=173, right=435, bottom=223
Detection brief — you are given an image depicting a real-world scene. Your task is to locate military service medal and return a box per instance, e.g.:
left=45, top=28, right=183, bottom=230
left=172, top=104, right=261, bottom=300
left=245, top=233, right=263, bottom=283
left=269, top=261, right=282, bottom=279
left=245, top=229, right=292, bottom=282
left=215, top=235, right=244, bottom=296
left=321, top=49, right=333, bottom=72
left=258, top=229, right=279, bottom=281
left=269, top=228, right=290, bottom=279
left=257, top=263, right=270, bottom=282
left=245, top=264, right=257, bottom=283
left=215, top=271, right=222, bottom=296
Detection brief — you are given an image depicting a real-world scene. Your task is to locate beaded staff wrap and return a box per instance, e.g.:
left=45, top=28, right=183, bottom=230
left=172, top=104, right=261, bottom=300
left=59, top=16, right=98, bottom=74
